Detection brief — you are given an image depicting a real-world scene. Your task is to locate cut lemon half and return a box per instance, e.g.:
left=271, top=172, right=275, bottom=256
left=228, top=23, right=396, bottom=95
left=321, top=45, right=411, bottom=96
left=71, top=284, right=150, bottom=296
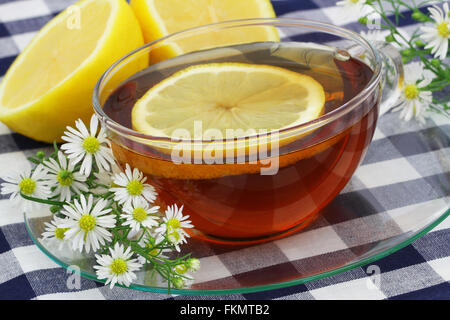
left=130, top=0, right=279, bottom=62
left=132, top=62, right=325, bottom=139
left=0, top=0, right=144, bottom=142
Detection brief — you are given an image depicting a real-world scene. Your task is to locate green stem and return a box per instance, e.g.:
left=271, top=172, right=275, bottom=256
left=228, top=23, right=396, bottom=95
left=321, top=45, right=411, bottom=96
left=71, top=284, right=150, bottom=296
left=20, top=193, right=66, bottom=206
left=374, top=0, right=442, bottom=75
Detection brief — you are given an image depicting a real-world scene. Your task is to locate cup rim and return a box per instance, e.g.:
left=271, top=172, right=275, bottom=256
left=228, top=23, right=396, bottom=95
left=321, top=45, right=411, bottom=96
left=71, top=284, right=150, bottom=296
left=92, top=17, right=382, bottom=144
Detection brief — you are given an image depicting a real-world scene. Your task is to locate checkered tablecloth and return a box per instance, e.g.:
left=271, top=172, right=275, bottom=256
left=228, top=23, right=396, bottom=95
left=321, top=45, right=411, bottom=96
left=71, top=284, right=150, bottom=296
left=0, top=0, right=449, bottom=300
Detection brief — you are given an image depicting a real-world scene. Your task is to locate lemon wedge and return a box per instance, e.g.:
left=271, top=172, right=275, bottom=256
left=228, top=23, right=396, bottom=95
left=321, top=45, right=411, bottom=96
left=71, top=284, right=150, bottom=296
left=132, top=63, right=325, bottom=138
left=0, top=0, right=144, bottom=142
left=130, top=0, right=278, bottom=62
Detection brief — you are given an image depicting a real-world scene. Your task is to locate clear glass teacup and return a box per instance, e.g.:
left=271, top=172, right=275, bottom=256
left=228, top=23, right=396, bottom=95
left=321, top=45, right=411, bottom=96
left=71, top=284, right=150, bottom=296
left=93, top=18, right=402, bottom=244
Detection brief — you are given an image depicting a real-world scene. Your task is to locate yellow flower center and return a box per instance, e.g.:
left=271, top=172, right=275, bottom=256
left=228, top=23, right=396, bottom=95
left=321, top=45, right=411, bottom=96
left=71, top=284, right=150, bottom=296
left=19, top=178, right=36, bottom=195
left=437, top=22, right=449, bottom=38
left=82, top=136, right=100, bottom=154
left=126, top=179, right=144, bottom=196
left=132, top=207, right=147, bottom=222
left=148, top=246, right=159, bottom=256
left=175, top=264, right=188, bottom=274
left=167, top=218, right=181, bottom=230
left=57, top=170, right=73, bottom=186
left=54, top=227, right=69, bottom=240
left=168, top=229, right=181, bottom=244
left=110, top=258, right=128, bottom=275
left=79, top=214, right=96, bottom=232
left=350, top=0, right=360, bottom=3
left=404, top=84, right=419, bottom=100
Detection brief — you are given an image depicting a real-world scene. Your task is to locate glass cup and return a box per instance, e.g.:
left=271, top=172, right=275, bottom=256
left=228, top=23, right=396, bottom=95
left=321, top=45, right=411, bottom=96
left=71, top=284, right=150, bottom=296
left=93, top=18, right=402, bottom=244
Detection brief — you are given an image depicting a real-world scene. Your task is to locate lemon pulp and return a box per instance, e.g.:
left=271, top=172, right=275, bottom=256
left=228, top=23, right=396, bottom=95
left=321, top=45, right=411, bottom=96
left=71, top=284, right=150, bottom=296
left=1, top=1, right=111, bottom=109
left=0, top=0, right=144, bottom=142
left=132, top=62, right=325, bottom=138
left=130, top=0, right=278, bottom=62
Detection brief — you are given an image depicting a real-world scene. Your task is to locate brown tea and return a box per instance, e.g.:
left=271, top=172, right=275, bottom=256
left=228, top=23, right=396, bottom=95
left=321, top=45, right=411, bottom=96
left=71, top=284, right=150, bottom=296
left=102, top=42, right=378, bottom=243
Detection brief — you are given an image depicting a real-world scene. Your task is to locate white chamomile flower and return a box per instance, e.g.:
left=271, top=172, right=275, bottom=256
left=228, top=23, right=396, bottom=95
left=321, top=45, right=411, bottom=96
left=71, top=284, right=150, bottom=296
left=44, top=151, right=88, bottom=202
left=121, top=198, right=160, bottom=233
left=0, top=164, right=50, bottom=213
left=110, top=164, right=157, bottom=207
left=59, top=194, right=116, bottom=253
left=173, top=263, right=194, bottom=288
left=420, top=3, right=449, bottom=60
left=41, top=216, right=71, bottom=250
left=155, top=204, right=193, bottom=252
left=94, top=242, right=142, bottom=288
left=61, top=114, right=115, bottom=177
left=186, top=258, right=201, bottom=272
left=336, top=0, right=373, bottom=20
left=357, top=30, right=388, bottom=67
left=392, top=62, right=435, bottom=123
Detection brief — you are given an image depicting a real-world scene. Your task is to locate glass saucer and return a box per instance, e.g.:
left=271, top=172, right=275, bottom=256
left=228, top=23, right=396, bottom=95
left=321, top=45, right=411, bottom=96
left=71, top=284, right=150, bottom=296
left=24, top=113, right=449, bottom=295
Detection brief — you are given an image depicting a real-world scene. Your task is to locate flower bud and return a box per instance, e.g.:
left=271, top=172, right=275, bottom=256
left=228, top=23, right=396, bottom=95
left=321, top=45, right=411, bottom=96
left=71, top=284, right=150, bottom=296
left=36, top=151, right=45, bottom=159
left=385, top=34, right=395, bottom=42
left=402, top=56, right=412, bottom=64
left=431, top=59, right=441, bottom=68
left=358, top=17, right=368, bottom=25
left=411, top=9, right=429, bottom=22
left=401, top=49, right=414, bottom=57
left=186, top=258, right=201, bottom=272
left=172, top=277, right=185, bottom=289
left=414, top=40, right=425, bottom=47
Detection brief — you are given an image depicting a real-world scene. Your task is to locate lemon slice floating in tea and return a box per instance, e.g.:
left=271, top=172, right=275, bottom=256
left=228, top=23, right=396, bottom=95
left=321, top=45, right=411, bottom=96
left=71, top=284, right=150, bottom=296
left=132, top=62, right=325, bottom=138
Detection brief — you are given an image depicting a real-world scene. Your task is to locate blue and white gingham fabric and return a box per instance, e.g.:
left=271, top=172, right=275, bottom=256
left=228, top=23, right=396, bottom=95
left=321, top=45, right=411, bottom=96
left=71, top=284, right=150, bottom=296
left=0, top=0, right=449, bottom=300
